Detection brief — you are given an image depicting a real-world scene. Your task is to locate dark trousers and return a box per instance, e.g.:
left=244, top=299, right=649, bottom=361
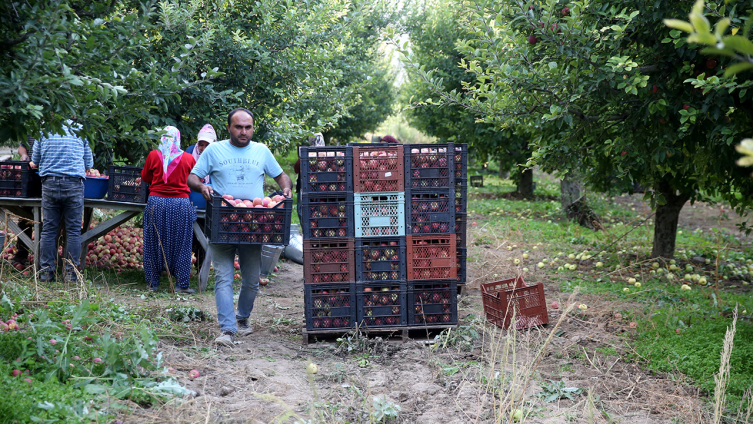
left=40, top=177, right=84, bottom=273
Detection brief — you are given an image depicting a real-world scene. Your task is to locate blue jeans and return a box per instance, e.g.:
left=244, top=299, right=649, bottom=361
left=211, top=243, right=261, bottom=334
left=40, top=177, right=85, bottom=273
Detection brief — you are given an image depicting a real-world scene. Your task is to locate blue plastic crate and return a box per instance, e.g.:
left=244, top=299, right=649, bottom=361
left=355, top=237, right=406, bottom=282
left=405, top=188, right=455, bottom=235
left=356, top=281, right=407, bottom=328
left=404, top=143, right=455, bottom=190
left=408, top=281, right=458, bottom=325
left=305, top=283, right=356, bottom=330
left=299, top=146, right=353, bottom=194
left=301, top=193, right=354, bottom=239
left=354, top=192, right=405, bottom=237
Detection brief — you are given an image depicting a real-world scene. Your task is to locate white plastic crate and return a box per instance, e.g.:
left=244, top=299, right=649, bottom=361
left=354, top=192, right=405, bottom=237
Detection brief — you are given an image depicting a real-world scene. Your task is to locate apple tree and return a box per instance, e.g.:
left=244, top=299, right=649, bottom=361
left=397, top=0, right=753, bottom=258
left=399, top=0, right=535, bottom=195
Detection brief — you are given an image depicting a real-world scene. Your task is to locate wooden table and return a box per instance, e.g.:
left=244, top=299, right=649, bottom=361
left=0, top=197, right=213, bottom=291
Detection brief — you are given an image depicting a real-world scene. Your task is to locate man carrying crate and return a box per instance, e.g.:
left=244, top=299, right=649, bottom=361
left=188, top=108, right=293, bottom=347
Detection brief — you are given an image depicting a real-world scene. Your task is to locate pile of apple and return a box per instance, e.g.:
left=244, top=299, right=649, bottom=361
left=85, top=169, right=108, bottom=178
left=84, top=226, right=143, bottom=271
left=220, top=194, right=286, bottom=208
left=0, top=313, right=20, bottom=332
left=408, top=147, right=449, bottom=170
left=310, top=288, right=353, bottom=329
left=412, top=284, right=453, bottom=324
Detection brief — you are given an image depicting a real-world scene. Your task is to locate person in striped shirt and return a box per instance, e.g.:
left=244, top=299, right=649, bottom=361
left=29, top=122, right=93, bottom=282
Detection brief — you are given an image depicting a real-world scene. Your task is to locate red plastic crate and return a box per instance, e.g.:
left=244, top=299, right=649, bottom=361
left=352, top=145, right=404, bottom=192
left=303, top=239, right=355, bottom=283
left=406, top=234, right=457, bottom=281
left=481, top=277, right=549, bottom=330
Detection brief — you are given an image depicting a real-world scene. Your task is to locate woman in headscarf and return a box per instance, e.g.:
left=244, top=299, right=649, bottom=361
left=141, top=126, right=197, bottom=293
left=294, top=133, right=325, bottom=223
left=189, top=124, right=217, bottom=184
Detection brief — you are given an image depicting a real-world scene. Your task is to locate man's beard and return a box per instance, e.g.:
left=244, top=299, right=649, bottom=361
left=229, top=134, right=251, bottom=147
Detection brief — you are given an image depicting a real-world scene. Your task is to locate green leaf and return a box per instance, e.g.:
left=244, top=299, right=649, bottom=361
left=663, top=19, right=694, bottom=33
left=548, top=62, right=557, bottom=69
left=724, top=62, right=753, bottom=77
left=722, top=35, right=753, bottom=55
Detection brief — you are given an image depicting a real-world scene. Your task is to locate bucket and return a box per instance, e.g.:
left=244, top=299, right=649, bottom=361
left=260, top=244, right=285, bottom=276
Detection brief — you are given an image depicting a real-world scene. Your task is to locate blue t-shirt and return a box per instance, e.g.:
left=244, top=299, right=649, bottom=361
left=190, top=139, right=283, bottom=200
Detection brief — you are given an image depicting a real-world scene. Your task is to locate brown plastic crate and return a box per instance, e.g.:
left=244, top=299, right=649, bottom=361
left=406, top=234, right=457, bottom=281
left=352, top=145, right=404, bottom=192
left=303, top=238, right=355, bottom=284
left=481, top=278, right=549, bottom=330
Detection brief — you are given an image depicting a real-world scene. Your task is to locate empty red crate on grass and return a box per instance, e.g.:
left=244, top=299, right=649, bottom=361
left=481, top=277, right=549, bottom=330
left=406, top=234, right=457, bottom=281
left=303, top=239, right=355, bottom=284
left=352, top=145, right=404, bottom=192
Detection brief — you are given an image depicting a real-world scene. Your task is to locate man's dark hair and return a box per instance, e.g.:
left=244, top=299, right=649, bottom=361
left=227, top=108, right=254, bottom=126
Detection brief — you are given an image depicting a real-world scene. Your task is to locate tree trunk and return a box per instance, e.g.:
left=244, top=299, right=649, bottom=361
left=499, top=166, right=509, bottom=179
left=516, top=168, right=533, bottom=198
left=560, top=170, right=582, bottom=210
left=560, top=170, right=604, bottom=230
left=651, top=187, right=690, bottom=258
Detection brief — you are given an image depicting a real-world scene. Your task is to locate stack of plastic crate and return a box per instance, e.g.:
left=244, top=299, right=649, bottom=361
left=299, top=146, right=357, bottom=331
left=403, top=143, right=460, bottom=326
left=351, top=143, right=407, bottom=328
left=453, top=144, right=468, bottom=288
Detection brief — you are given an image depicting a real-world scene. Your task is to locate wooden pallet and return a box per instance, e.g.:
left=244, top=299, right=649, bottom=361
left=302, top=324, right=458, bottom=347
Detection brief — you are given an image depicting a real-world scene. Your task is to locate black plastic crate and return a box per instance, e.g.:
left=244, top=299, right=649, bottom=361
left=299, top=146, right=353, bottom=194
left=301, top=193, right=354, bottom=239
left=456, top=248, right=467, bottom=284
left=305, top=283, right=356, bottom=330
left=205, top=194, right=292, bottom=245
left=408, top=281, right=458, bottom=325
left=455, top=178, right=467, bottom=214
left=356, top=282, right=407, bottom=328
left=454, top=143, right=467, bottom=180
left=455, top=213, right=467, bottom=249
left=0, top=161, right=41, bottom=197
left=355, top=237, right=406, bottom=282
left=404, top=143, right=455, bottom=190
left=108, top=165, right=148, bottom=203
left=405, top=189, right=455, bottom=235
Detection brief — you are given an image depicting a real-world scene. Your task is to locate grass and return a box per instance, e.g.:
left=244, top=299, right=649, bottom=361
left=466, top=169, right=753, bottom=413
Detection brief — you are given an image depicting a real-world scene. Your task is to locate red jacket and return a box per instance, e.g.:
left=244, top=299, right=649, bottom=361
left=141, top=151, right=196, bottom=198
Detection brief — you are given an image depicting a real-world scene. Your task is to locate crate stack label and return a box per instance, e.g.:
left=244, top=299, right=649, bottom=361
left=300, top=146, right=357, bottom=330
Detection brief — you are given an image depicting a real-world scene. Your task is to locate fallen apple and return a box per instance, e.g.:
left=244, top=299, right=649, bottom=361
left=307, top=363, right=319, bottom=375
left=550, top=301, right=559, bottom=310
left=629, top=322, right=637, bottom=328
left=189, top=369, right=200, bottom=379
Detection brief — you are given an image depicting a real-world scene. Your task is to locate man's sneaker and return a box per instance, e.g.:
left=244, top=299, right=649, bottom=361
left=237, top=318, right=254, bottom=337
left=176, top=287, right=196, bottom=294
left=39, top=272, right=55, bottom=283
left=215, top=331, right=235, bottom=347
left=64, top=271, right=78, bottom=282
